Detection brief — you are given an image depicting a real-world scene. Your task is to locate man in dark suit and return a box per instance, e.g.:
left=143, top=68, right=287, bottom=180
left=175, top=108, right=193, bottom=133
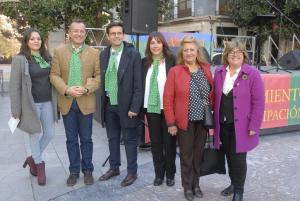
left=98, top=22, right=143, bottom=187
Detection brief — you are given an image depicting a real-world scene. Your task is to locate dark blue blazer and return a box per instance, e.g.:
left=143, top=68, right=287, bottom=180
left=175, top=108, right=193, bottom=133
left=99, top=42, right=143, bottom=128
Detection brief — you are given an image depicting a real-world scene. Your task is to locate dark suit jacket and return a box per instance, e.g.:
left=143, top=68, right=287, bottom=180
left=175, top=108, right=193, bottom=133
left=99, top=42, right=143, bottom=128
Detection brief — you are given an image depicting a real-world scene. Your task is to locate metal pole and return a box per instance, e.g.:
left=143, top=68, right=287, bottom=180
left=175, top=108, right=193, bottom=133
left=208, top=16, right=213, bottom=59
left=264, top=0, right=300, bottom=30
left=136, top=33, right=140, bottom=51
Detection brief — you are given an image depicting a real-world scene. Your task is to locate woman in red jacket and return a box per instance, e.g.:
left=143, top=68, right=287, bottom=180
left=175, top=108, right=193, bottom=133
left=163, top=36, right=214, bottom=201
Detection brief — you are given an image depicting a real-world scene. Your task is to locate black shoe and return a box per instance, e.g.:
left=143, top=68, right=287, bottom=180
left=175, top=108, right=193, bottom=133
left=83, top=171, right=94, bottom=185
left=66, top=173, right=79, bottom=186
left=221, top=184, right=234, bottom=196
left=232, top=192, right=243, bottom=201
left=121, top=173, right=138, bottom=187
left=153, top=178, right=163, bottom=186
left=184, top=190, right=194, bottom=201
left=166, top=178, right=175, bottom=186
left=139, top=144, right=151, bottom=151
left=193, top=187, right=203, bottom=198
left=99, top=169, right=120, bottom=181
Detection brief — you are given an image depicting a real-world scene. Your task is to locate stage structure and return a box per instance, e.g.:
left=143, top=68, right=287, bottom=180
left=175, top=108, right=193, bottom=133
left=292, top=33, right=300, bottom=50
left=212, top=34, right=256, bottom=65
left=266, top=35, right=291, bottom=73
left=247, top=13, right=276, bottom=73
left=85, top=28, right=107, bottom=51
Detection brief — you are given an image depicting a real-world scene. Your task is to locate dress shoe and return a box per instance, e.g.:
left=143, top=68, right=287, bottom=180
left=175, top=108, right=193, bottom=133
left=153, top=178, right=163, bottom=186
left=121, top=173, right=137, bottom=187
left=83, top=171, right=94, bottom=185
left=193, top=187, right=203, bottom=198
left=139, top=144, right=151, bottom=151
left=99, top=169, right=120, bottom=181
left=184, top=190, right=194, bottom=201
left=232, top=192, right=243, bottom=201
left=166, top=178, right=175, bottom=187
left=221, top=184, right=234, bottom=196
left=66, top=173, right=79, bottom=186
left=23, top=156, right=37, bottom=176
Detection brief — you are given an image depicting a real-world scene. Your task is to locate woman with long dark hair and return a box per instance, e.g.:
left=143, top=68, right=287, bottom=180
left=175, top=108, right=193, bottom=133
left=142, top=31, right=177, bottom=186
left=9, top=28, right=58, bottom=185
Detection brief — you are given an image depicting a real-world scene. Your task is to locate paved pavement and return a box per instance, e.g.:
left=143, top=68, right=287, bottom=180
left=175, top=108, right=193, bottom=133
left=1, top=93, right=300, bottom=201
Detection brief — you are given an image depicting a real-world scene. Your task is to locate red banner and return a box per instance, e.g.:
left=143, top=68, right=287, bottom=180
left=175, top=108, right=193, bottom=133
left=261, top=74, right=291, bottom=129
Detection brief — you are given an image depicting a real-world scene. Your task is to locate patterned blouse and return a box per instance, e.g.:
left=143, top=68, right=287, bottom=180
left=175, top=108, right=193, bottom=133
left=188, top=68, right=210, bottom=121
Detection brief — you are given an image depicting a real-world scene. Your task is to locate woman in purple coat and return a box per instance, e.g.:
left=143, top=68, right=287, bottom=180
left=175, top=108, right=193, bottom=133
left=213, top=40, right=265, bottom=201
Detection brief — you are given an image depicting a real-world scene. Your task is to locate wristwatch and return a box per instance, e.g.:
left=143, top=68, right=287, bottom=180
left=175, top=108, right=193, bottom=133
left=85, top=87, right=89, bottom=94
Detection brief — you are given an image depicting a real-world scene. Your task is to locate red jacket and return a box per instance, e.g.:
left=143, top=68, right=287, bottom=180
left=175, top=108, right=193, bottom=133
left=163, top=63, right=214, bottom=131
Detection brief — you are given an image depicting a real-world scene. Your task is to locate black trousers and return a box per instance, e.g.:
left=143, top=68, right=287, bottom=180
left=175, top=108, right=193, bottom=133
left=220, top=123, right=247, bottom=193
left=146, top=111, right=177, bottom=179
left=105, top=101, right=138, bottom=174
left=177, top=121, right=207, bottom=191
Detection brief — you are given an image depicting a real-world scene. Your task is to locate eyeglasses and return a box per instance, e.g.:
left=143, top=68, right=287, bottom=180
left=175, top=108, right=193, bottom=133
left=109, top=32, right=123, bottom=37
left=70, top=29, right=86, bottom=34
left=228, top=50, right=243, bottom=56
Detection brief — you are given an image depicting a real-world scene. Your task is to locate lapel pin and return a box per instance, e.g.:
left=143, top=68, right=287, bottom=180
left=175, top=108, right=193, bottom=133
left=242, top=74, right=248, bottom=80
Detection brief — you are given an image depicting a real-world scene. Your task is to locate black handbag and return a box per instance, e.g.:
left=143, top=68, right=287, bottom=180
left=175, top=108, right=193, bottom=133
left=200, top=135, right=226, bottom=176
left=203, top=104, right=214, bottom=129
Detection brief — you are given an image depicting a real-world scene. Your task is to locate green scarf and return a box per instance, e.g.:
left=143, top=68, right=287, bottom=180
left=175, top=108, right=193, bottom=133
left=31, top=52, right=50, bottom=69
left=105, top=43, right=124, bottom=105
left=68, top=44, right=85, bottom=87
left=147, top=55, right=163, bottom=114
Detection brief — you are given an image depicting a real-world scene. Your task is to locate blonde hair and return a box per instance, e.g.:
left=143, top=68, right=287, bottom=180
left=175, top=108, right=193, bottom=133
left=176, top=35, right=208, bottom=65
left=222, top=40, right=248, bottom=65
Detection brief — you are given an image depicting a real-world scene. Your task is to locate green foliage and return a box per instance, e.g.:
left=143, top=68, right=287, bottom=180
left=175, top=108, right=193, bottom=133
left=225, top=0, right=300, bottom=38
left=0, top=0, right=119, bottom=38
left=158, top=0, right=174, bottom=16
left=0, top=16, right=19, bottom=62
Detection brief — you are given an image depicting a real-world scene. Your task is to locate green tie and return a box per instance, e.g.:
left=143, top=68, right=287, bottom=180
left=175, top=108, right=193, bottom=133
left=105, top=43, right=124, bottom=105
left=31, top=52, right=50, bottom=68
left=68, top=44, right=84, bottom=87
left=147, top=57, right=162, bottom=114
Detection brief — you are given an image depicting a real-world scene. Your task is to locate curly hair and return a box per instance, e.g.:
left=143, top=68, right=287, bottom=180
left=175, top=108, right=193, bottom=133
left=176, top=35, right=208, bottom=65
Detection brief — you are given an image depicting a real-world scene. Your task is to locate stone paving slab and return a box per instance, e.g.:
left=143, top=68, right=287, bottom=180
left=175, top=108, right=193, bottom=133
left=1, top=94, right=300, bottom=201
left=49, top=133, right=300, bottom=201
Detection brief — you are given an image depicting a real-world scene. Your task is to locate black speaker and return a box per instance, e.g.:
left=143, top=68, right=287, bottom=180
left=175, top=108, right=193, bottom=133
left=278, top=49, right=300, bottom=70
left=122, top=0, right=158, bottom=34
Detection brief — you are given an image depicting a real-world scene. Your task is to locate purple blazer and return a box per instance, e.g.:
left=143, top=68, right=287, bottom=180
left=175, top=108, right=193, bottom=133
left=213, top=64, right=265, bottom=153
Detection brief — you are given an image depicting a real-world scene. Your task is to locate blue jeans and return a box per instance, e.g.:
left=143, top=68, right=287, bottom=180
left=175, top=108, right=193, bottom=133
left=29, top=101, right=55, bottom=164
left=62, top=100, right=94, bottom=174
left=105, top=102, right=138, bottom=174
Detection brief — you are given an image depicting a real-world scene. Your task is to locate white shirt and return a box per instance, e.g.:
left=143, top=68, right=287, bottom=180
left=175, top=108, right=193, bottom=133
left=144, top=61, right=167, bottom=109
left=223, top=66, right=241, bottom=95
left=72, top=44, right=83, bottom=53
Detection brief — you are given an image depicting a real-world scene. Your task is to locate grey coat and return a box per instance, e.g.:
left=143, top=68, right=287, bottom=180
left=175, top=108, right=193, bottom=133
left=9, top=55, right=58, bottom=134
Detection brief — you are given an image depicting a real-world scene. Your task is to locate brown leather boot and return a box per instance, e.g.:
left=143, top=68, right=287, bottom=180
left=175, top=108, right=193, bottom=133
left=36, top=162, right=46, bottom=185
left=23, top=156, right=37, bottom=176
